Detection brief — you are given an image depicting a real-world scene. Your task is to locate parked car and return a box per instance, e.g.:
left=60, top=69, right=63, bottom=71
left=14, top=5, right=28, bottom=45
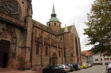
left=43, top=65, right=67, bottom=73
left=65, top=64, right=76, bottom=72
left=61, top=64, right=71, bottom=72
left=87, top=63, right=92, bottom=68
left=72, top=63, right=80, bottom=70
left=81, top=64, right=88, bottom=69
left=78, top=64, right=82, bottom=70
left=106, top=62, right=111, bottom=73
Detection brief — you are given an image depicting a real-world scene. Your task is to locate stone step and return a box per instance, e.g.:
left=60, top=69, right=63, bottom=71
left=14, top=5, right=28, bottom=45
left=0, top=68, right=13, bottom=72
left=0, top=69, right=38, bottom=73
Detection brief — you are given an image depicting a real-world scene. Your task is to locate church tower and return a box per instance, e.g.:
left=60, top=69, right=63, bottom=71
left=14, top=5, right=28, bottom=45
left=47, top=4, right=61, bottom=32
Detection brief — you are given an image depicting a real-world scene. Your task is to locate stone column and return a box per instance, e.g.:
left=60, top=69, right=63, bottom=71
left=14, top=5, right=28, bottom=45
left=24, top=2, right=33, bottom=68
left=63, top=32, right=69, bottom=63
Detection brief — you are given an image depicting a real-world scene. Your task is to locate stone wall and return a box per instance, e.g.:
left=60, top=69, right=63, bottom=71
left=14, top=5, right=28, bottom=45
left=0, top=22, right=26, bottom=68
left=32, top=26, right=65, bottom=69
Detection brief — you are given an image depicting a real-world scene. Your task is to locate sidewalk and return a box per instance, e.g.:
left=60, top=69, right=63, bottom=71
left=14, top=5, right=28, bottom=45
left=0, top=70, right=37, bottom=73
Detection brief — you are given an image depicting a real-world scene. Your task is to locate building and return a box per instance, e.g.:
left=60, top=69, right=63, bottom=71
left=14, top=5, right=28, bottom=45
left=0, top=0, right=81, bottom=72
left=81, top=54, right=87, bottom=64
left=82, top=50, right=111, bottom=65
left=92, top=53, right=111, bottom=65
left=81, top=50, right=93, bottom=64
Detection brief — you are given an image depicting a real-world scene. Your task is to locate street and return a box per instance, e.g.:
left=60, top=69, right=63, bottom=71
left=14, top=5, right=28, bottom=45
left=69, top=65, right=106, bottom=73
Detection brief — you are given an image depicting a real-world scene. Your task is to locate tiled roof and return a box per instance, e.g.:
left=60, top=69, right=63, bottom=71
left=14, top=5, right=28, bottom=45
left=32, top=20, right=56, bottom=35
left=32, top=19, right=79, bottom=37
left=57, top=25, right=79, bottom=36
left=67, top=25, right=79, bottom=37
left=82, top=50, right=92, bottom=56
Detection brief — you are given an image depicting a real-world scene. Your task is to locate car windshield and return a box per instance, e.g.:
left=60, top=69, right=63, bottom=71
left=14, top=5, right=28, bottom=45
left=58, top=65, right=63, bottom=68
left=54, top=66, right=59, bottom=69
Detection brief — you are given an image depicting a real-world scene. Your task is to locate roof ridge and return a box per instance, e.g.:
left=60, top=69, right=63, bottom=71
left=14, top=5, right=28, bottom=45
left=32, top=19, right=47, bottom=27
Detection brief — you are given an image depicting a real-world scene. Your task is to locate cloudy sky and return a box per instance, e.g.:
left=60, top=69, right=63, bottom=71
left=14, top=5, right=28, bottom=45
left=32, top=0, right=95, bottom=51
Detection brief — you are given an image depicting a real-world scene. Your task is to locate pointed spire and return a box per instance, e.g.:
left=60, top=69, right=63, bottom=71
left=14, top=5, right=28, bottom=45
left=64, top=24, right=68, bottom=33
left=52, top=4, right=56, bottom=14
left=49, top=3, right=59, bottom=22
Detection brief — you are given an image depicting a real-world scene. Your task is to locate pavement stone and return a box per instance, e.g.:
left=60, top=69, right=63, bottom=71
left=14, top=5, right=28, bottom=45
left=69, top=65, right=106, bottom=73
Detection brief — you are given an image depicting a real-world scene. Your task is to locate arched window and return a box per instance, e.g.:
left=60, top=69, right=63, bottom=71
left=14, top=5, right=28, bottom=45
left=36, top=41, right=39, bottom=55
left=54, top=23, right=56, bottom=26
left=59, top=49, right=61, bottom=57
left=75, top=37, right=79, bottom=56
left=45, top=45, right=48, bottom=56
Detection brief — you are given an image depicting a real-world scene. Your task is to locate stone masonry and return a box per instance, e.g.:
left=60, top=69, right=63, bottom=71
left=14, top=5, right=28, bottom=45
left=0, top=0, right=81, bottom=73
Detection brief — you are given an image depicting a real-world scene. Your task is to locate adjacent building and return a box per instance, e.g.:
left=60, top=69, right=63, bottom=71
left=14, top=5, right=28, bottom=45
left=92, top=53, right=111, bottom=65
left=0, top=0, right=81, bottom=72
left=82, top=50, right=111, bottom=65
left=81, top=50, right=93, bottom=64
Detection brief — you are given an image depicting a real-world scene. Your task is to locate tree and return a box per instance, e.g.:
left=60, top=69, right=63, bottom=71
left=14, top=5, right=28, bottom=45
left=84, top=0, right=111, bottom=55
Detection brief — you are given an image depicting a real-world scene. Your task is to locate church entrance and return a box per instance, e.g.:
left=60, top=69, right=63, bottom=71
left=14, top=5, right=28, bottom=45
left=50, top=57, right=57, bottom=66
left=0, top=40, right=10, bottom=68
left=50, top=53, right=57, bottom=66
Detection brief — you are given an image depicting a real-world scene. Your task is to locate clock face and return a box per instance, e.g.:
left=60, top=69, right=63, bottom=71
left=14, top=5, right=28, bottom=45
left=0, top=0, right=20, bottom=19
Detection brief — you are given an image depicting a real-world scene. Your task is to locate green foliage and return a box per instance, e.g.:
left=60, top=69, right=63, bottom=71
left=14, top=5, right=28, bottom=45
left=84, top=0, right=111, bottom=55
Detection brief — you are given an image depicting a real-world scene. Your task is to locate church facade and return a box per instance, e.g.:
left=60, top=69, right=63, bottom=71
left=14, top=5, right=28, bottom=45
left=0, top=0, right=81, bottom=72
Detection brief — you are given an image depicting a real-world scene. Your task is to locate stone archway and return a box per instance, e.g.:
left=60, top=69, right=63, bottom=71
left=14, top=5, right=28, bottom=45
left=0, top=40, right=10, bottom=68
left=0, top=25, right=17, bottom=68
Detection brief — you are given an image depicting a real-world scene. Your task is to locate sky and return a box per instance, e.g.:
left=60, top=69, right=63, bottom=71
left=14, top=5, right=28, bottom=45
left=32, top=0, right=95, bottom=51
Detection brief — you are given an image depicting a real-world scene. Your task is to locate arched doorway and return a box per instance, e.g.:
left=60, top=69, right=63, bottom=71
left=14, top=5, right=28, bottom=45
left=0, top=40, right=10, bottom=68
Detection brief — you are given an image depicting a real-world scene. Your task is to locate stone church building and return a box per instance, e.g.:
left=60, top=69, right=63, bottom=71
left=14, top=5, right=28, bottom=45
left=0, top=0, right=81, bottom=72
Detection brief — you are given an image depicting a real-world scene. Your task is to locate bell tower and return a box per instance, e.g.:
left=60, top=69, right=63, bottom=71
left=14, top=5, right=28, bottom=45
left=47, top=4, right=61, bottom=32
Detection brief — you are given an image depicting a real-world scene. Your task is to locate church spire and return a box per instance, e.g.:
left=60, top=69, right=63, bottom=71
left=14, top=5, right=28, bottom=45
left=47, top=3, right=61, bottom=32
left=50, top=4, right=59, bottom=22
left=52, top=4, right=55, bottom=14
left=64, top=24, right=68, bottom=33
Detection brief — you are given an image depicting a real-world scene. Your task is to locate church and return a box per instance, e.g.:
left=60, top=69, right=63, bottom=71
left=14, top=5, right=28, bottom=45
left=0, top=0, right=81, bottom=72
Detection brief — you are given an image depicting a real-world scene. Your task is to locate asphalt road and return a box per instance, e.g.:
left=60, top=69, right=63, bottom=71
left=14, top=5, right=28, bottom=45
left=69, top=65, right=107, bottom=73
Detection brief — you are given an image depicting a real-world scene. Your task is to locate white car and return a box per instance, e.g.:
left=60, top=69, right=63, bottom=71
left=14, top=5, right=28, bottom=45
left=87, top=63, right=92, bottom=67
left=61, top=65, right=71, bottom=72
